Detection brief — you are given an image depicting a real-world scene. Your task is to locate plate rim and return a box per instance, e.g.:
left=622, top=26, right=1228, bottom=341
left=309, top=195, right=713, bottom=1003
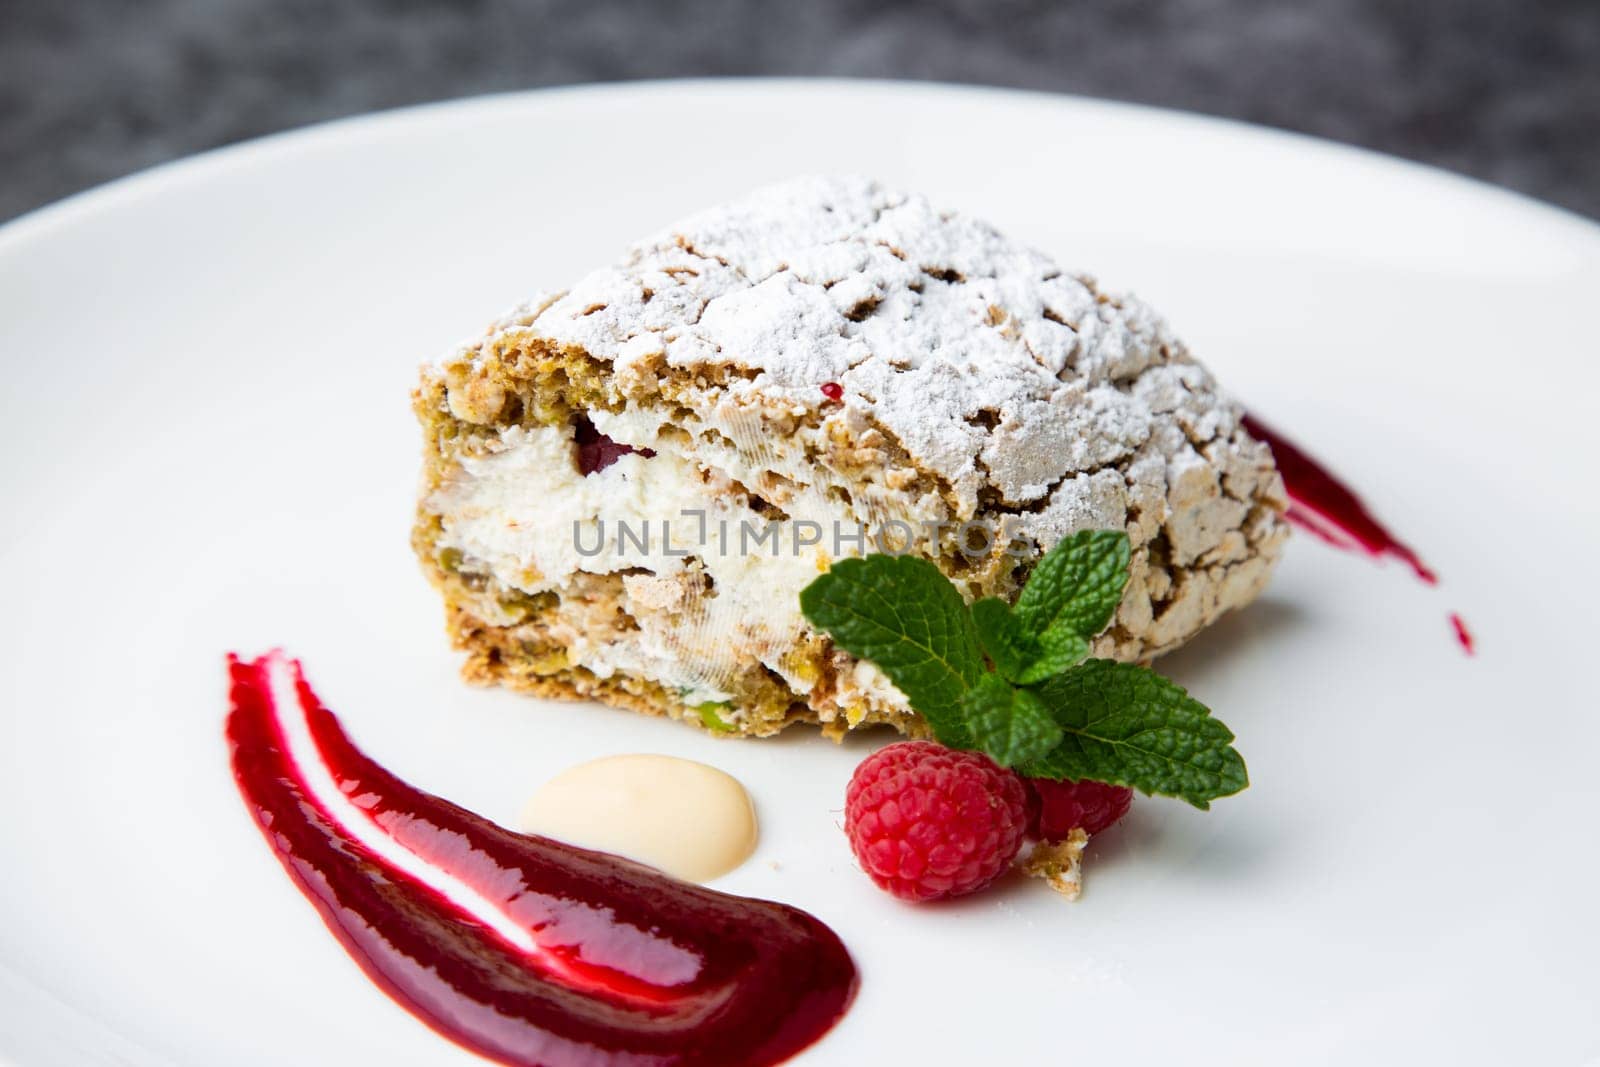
left=3, top=76, right=1598, bottom=261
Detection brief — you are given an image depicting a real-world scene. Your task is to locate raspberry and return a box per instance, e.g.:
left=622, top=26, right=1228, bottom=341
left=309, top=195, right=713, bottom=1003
left=1027, top=777, right=1133, bottom=839
left=844, top=741, right=1028, bottom=902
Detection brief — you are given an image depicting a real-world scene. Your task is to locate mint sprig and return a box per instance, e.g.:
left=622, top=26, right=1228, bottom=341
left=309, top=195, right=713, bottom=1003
left=800, top=530, right=1248, bottom=809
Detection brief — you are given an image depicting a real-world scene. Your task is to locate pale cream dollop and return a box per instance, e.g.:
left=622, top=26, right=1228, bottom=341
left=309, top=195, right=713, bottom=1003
left=519, top=754, right=758, bottom=883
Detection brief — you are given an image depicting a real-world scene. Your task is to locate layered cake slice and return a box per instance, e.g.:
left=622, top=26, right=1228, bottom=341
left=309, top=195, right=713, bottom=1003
left=412, top=176, right=1288, bottom=738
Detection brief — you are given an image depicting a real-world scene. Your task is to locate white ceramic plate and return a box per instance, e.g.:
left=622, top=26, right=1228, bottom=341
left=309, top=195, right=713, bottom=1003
left=2, top=80, right=1597, bottom=1067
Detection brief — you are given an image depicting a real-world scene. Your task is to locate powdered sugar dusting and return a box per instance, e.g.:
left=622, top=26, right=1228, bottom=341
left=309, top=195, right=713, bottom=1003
left=468, top=176, right=1228, bottom=514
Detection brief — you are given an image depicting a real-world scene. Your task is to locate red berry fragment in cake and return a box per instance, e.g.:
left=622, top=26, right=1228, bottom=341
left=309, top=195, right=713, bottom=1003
left=573, top=414, right=654, bottom=476
left=1027, top=777, right=1133, bottom=839
left=844, top=741, right=1028, bottom=902
left=819, top=381, right=843, bottom=401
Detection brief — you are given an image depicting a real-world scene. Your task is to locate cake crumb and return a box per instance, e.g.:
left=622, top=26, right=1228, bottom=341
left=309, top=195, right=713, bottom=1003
left=1020, top=829, right=1089, bottom=901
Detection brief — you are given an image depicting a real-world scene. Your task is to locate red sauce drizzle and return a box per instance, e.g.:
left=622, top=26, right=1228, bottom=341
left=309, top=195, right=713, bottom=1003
left=226, top=651, right=857, bottom=1067
left=1241, top=413, right=1436, bottom=585
left=1242, top=413, right=1477, bottom=655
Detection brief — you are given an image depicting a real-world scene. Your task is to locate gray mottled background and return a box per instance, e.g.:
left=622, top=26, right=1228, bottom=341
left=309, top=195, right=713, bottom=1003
left=3, top=0, right=1598, bottom=223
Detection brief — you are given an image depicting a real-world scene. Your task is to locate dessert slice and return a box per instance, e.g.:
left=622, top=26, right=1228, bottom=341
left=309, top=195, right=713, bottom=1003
left=413, top=176, right=1288, bottom=738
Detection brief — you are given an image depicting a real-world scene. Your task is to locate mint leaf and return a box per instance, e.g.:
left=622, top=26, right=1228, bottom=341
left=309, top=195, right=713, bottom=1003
left=972, top=597, right=1088, bottom=685
left=1028, top=627, right=1091, bottom=685
left=800, top=555, right=985, bottom=749
left=960, top=674, right=1061, bottom=767
left=1018, top=659, right=1248, bottom=809
left=971, top=598, right=1033, bottom=680
left=1014, top=530, right=1131, bottom=641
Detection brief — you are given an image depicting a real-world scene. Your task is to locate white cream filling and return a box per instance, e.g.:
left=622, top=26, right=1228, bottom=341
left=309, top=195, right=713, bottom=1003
left=429, top=423, right=868, bottom=706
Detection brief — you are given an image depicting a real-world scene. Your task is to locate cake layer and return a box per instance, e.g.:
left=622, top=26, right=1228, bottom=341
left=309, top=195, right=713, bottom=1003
left=413, top=176, right=1289, bottom=737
